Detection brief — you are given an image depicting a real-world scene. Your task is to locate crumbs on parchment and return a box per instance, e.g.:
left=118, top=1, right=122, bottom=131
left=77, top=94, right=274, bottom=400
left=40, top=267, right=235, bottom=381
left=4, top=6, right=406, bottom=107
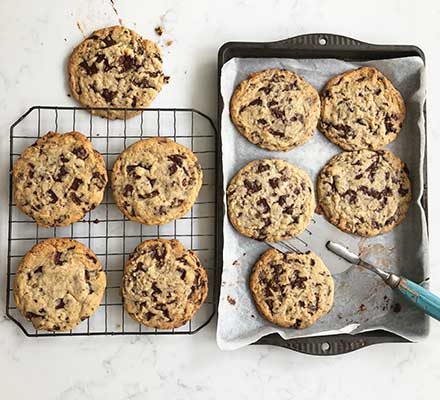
left=227, top=295, right=236, bottom=306
left=155, top=26, right=164, bottom=36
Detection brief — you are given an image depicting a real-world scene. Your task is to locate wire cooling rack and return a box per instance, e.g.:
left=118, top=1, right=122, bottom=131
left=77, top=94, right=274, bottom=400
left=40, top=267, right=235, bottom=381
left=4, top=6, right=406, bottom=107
left=7, top=106, right=219, bottom=337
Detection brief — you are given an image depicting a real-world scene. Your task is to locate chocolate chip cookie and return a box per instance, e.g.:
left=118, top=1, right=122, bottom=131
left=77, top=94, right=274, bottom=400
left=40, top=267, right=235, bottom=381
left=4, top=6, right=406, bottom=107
left=317, top=149, right=412, bottom=236
left=13, top=131, right=108, bottom=227
left=121, top=239, right=208, bottom=329
left=319, top=67, right=406, bottom=150
left=68, top=25, right=167, bottom=119
left=13, top=238, right=106, bottom=332
left=227, top=159, right=315, bottom=242
left=230, top=68, right=320, bottom=151
left=250, top=248, right=334, bottom=329
left=112, top=137, right=203, bottom=225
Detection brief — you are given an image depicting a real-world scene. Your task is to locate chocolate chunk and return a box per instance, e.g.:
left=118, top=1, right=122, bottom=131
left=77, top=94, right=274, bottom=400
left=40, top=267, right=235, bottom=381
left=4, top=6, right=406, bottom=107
left=177, top=268, right=186, bottom=280
left=54, top=166, right=68, bottom=182
left=34, top=266, right=43, bottom=274
left=54, top=251, right=64, bottom=265
left=268, top=128, right=284, bottom=137
left=91, top=172, right=106, bottom=189
left=72, top=146, right=88, bottom=160
left=342, top=189, right=357, bottom=204
left=268, top=177, right=279, bottom=188
left=258, top=86, right=271, bottom=95
left=292, top=319, right=302, bottom=329
left=398, top=186, right=409, bottom=196
left=136, top=78, right=154, bottom=89
left=270, top=107, right=285, bottom=119
left=70, top=177, right=83, bottom=191
left=248, top=98, right=263, bottom=107
left=256, top=163, right=270, bottom=173
left=55, top=299, right=66, bottom=310
left=169, top=163, right=178, bottom=175
left=119, top=55, right=136, bottom=72
left=47, top=189, right=58, bottom=204
left=101, top=88, right=117, bottom=103
left=60, top=154, right=69, bottom=163
left=123, top=184, right=134, bottom=197
left=79, top=60, right=98, bottom=75
left=168, top=154, right=185, bottom=167
left=256, top=198, right=270, bottom=213
left=139, top=189, right=159, bottom=199
left=243, top=179, right=261, bottom=194
left=25, top=312, right=42, bottom=320
left=102, top=35, right=116, bottom=47
left=277, top=195, right=288, bottom=206
left=70, top=192, right=82, bottom=205
left=257, top=118, right=268, bottom=125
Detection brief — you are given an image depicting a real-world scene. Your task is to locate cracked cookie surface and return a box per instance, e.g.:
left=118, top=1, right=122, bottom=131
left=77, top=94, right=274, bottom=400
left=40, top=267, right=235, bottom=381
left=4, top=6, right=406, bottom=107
left=319, top=67, right=406, bottom=150
left=121, top=239, right=208, bottom=329
left=13, top=131, right=108, bottom=227
left=230, top=68, right=320, bottom=151
left=250, top=248, right=334, bottom=329
left=14, top=238, right=106, bottom=332
left=227, top=159, right=315, bottom=242
left=68, top=25, right=167, bottom=119
left=317, top=149, right=412, bottom=236
left=112, top=137, right=203, bottom=225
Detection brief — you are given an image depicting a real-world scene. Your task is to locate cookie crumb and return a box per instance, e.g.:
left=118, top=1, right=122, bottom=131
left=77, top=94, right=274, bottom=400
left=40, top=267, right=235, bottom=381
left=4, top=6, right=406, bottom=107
left=251, top=314, right=255, bottom=318
left=165, top=39, right=173, bottom=47
left=164, top=75, right=170, bottom=84
left=227, top=295, right=236, bottom=305
left=359, top=304, right=366, bottom=312
left=64, top=38, right=67, bottom=42
left=232, top=260, right=240, bottom=267
left=391, top=303, right=401, bottom=313
left=67, top=94, right=71, bottom=97
left=155, top=26, right=164, bottom=36
left=92, top=218, right=100, bottom=224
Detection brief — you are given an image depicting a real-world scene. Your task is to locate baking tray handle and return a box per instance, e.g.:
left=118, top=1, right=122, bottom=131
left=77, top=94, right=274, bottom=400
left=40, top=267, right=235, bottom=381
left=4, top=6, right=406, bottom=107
left=255, top=331, right=410, bottom=356
left=272, top=33, right=367, bottom=49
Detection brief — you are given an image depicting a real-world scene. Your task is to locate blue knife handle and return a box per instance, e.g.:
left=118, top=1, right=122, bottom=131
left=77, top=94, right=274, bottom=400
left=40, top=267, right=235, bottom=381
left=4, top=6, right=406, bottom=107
left=396, top=278, right=440, bottom=321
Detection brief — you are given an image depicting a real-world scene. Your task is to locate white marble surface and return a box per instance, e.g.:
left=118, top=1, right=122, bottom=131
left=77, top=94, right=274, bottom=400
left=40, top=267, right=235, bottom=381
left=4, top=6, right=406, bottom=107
left=0, top=0, right=439, bottom=398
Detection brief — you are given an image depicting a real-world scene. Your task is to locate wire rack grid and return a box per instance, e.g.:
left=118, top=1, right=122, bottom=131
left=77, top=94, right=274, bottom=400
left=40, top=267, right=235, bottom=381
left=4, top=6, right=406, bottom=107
left=7, top=106, right=219, bottom=337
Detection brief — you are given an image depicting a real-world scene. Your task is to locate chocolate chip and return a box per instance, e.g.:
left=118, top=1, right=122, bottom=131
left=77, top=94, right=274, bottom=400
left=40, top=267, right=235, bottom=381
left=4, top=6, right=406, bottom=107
left=101, top=88, right=117, bottom=103
left=123, top=184, right=134, bottom=197
left=139, top=189, right=159, bottom=199
left=169, top=163, right=178, bottom=175
left=54, top=251, right=64, bottom=265
left=60, top=154, right=69, bottom=163
left=292, top=319, right=302, bottom=329
left=70, top=177, right=83, bottom=191
left=256, top=198, right=270, bottom=213
left=268, top=128, right=284, bottom=137
left=290, top=113, right=304, bottom=123
left=277, top=195, right=287, bottom=206
left=151, top=283, right=162, bottom=294
left=144, top=312, right=154, bottom=320
left=91, top=172, right=106, bottom=190
left=34, top=266, right=43, bottom=274
left=119, top=55, right=136, bottom=72
left=47, top=189, right=58, bottom=204
left=72, top=146, right=88, bottom=160
left=54, top=166, right=68, bottom=182
left=70, top=192, right=82, bottom=205
left=257, top=118, right=268, bottom=125
left=244, top=179, right=261, bottom=194
left=256, top=163, right=270, bottom=173
left=268, top=178, right=279, bottom=188
left=177, top=268, right=186, bottom=280
left=136, top=78, right=154, bottom=89
left=298, top=300, right=305, bottom=308
left=25, top=312, right=42, bottom=320
left=55, top=298, right=66, bottom=310
left=102, top=35, right=116, bottom=47
left=270, top=107, right=285, bottom=119
left=248, top=98, right=262, bottom=107
left=342, top=189, right=357, bottom=204
left=86, top=253, right=98, bottom=263
left=258, top=86, right=271, bottom=95
left=398, top=186, right=409, bottom=196
left=79, top=60, right=98, bottom=75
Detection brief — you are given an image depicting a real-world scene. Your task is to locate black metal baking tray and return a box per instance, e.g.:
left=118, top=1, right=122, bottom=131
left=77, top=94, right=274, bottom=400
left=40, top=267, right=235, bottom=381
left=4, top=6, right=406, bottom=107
left=217, top=33, right=427, bottom=355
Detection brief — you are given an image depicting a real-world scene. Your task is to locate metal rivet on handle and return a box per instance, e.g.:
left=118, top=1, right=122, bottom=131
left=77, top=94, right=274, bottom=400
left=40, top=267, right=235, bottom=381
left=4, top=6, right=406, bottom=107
left=318, top=36, right=327, bottom=46
left=321, top=342, right=330, bottom=352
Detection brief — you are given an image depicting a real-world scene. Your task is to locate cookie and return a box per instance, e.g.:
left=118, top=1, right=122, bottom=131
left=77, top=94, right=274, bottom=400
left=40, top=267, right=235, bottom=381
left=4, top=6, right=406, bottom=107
left=227, top=159, right=315, bottom=242
left=317, top=149, right=412, bottom=236
left=121, top=239, right=208, bottom=329
left=230, top=68, right=320, bottom=151
left=319, top=67, right=406, bottom=150
left=68, top=25, right=167, bottom=119
left=13, top=238, right=106, bottom=332
left=250, top=248, right=334, bottom=329
left=112, top=137, right=203, bottom=225
left=13, top=131, right=108, bottom=227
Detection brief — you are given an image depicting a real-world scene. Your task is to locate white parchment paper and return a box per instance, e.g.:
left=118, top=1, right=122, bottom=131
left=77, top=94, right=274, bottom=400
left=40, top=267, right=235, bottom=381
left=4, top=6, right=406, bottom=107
left=217, top=57, right=428, bottom=351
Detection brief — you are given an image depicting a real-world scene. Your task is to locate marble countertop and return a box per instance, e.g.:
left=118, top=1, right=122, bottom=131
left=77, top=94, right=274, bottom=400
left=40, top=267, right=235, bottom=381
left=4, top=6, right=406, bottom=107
left=0, top=0, right=439, bottom=398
